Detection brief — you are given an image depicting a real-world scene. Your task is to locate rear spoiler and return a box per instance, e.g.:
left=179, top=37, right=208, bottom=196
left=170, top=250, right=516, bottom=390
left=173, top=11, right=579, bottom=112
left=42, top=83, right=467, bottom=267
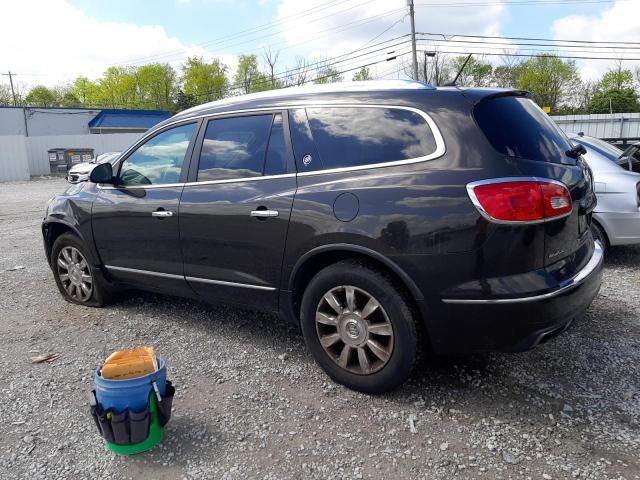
left=461, top=89, right=532, bottom=105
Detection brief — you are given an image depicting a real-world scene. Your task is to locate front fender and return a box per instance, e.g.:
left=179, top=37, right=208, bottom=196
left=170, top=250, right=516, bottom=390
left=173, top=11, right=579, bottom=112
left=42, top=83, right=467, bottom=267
left=42, top=184, right=100, bottom=267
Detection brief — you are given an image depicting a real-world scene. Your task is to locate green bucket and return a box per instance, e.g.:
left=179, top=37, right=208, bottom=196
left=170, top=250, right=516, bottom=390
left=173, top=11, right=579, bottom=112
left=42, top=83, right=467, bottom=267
left=105, top=393, right=164, bottom=455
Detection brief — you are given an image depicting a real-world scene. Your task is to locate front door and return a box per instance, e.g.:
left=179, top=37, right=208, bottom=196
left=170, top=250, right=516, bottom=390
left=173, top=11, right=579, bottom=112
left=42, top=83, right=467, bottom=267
left=179, top=111, right=296, bottom=310
left=92, top=121, right=199, bottom=293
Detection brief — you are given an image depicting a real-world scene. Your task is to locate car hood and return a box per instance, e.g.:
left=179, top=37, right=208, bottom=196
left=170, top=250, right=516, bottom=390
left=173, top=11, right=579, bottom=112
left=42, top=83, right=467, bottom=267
left=69, top=162, right=97, bottom=174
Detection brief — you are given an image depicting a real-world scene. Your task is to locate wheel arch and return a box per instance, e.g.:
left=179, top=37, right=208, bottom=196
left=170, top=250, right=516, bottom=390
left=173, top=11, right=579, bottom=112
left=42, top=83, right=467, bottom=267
left=287, top=244, right=425, bottom=326
left=42, top=220, right=90, bottom=266
left=591, top=214, right=611, bottom=247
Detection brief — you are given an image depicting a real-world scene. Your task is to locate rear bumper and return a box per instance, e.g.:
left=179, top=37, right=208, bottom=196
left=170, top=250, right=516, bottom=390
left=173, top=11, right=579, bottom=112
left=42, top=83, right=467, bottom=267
left=595, top=211, right=640, bottom=246
left=429, top=241, right=603, bottom=353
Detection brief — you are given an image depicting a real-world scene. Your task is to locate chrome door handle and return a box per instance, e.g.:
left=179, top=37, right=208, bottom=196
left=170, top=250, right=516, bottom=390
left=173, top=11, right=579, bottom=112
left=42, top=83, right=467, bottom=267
left=250, top=209, right=279, bottom=218
left=151, top=210, right=174, bottom=218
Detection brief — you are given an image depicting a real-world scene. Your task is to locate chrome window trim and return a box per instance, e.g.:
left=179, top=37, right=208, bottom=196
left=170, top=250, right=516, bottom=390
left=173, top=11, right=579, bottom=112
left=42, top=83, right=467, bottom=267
left=98, top=104, right=445, bottom=190
left=442, top=240, right=603, bottom=304
left=104, top=265, right=276, bottom=291
left=466, top=176, right=573, bottom=225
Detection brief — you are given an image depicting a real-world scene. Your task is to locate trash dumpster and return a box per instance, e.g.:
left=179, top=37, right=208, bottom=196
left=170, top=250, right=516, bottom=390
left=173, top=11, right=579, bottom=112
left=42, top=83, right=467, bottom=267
left=48, top=148, right=94, bottom=176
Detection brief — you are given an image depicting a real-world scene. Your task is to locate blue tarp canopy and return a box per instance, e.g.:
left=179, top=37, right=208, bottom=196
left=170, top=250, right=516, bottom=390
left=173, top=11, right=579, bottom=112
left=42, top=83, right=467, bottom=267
left=88, top=109, right=172, bottom=129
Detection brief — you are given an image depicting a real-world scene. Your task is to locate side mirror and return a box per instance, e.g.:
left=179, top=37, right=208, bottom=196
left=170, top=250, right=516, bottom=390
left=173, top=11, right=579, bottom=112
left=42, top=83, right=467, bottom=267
left=566, top=144, right=587, bottom=159
left=89, top=162, right=113, bottom=184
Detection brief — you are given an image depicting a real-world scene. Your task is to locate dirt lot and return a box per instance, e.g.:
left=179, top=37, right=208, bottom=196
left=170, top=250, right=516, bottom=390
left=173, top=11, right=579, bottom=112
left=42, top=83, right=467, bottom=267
left=0, top=178, right=638, bottom=480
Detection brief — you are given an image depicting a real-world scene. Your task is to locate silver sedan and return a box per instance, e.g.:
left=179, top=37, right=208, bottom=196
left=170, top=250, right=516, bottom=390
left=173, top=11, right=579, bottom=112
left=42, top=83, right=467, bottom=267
left=67, top=152, right=120, bottom=184
left=570, top=134, right=640, bottom=249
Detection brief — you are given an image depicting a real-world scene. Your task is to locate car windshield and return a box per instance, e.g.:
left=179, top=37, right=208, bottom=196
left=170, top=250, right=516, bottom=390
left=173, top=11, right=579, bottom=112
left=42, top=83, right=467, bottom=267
left=94, top=153, right=119, bottom=165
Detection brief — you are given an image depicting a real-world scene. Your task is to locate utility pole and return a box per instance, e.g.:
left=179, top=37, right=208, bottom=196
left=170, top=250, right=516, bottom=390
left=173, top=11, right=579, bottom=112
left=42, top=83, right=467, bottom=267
left=2, top=71, right=18, bottom=106
left=3, top=71, right=29, bottom=136
left=407, top=0, right=419, bottom=81
left=423, top=51, right=428, bottom=83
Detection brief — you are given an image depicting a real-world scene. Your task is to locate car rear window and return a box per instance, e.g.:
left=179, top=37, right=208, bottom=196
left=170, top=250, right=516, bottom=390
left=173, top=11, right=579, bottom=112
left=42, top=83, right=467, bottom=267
left=302, top=106, right=438, bottom=171
left=617, top=145, right=640, bottom=173
left=475, top=96, right=573, bottom=162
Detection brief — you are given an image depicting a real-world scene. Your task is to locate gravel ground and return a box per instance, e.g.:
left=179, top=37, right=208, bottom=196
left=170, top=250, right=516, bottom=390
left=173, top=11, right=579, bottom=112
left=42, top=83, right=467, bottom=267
left=0, top=178, right=638, bottom=480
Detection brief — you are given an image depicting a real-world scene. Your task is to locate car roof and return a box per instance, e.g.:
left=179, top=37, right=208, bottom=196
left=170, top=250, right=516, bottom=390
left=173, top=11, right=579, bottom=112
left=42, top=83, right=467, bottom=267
left=169, top=81, right=522, bottom=124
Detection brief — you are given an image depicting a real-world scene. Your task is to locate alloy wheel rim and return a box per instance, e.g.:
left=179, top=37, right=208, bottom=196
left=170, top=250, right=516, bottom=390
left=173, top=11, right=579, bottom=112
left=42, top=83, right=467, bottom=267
left=57, top=246, right=93, bottom=302
left=315, top=285, right=394, bottom=375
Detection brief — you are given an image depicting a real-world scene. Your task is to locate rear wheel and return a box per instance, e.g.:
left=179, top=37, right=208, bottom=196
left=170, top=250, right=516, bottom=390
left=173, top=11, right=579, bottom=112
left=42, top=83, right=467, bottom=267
left=300, top=261, right=419, bottom=394
left=591, top=221, right=608, bottom=252
left=51, top=233, right=112, bottom=307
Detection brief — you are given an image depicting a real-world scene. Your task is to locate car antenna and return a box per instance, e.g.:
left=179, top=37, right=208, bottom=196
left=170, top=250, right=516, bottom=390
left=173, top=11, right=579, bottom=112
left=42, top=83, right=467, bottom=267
left=446, top=54, right=472, bottom=87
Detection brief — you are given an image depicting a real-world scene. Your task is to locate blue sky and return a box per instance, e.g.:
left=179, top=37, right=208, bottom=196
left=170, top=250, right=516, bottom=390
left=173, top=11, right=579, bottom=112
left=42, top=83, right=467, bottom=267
left=65, top=0, right=607, bottom=43
left=1, top=0, right=638, bottom=89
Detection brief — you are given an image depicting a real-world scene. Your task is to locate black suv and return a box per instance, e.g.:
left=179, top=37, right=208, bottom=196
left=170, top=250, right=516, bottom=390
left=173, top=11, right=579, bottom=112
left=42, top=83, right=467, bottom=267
left=43, top=81, right=603, bottom=393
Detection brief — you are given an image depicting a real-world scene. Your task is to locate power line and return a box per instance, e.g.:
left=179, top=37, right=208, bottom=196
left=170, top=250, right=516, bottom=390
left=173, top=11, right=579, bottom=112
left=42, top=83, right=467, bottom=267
left=418, top=36, right=640, bottom=51
left=418, top=31, right=640, bottom=46
left=267, top=35, right=409, bottom=83
left=416, top=0, right=628, bottom=6
left=419, top=41, right=640, bottom=58
left=118, top=0, right=350, bottom=66
left=415, top=46, right=640, bottom=61
left=225, top=7, right=406, bottom=62
left=121, top=0, right=378, bottom=66
left=194, top=42, right=413, bottom=100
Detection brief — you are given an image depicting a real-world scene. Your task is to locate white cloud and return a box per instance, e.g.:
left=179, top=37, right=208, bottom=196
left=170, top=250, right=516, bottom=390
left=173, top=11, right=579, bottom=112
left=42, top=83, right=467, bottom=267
left=0, top=0, right=234, bottom=89
left=274, top=0, right=507, bottom=78
left=552, top=1, right=640, bottom=80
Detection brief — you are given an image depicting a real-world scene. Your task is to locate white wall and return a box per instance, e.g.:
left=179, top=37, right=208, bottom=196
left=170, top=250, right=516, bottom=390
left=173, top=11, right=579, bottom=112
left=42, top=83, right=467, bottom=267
left=0, top=132, right=142, bottom=180
left=0, top=107, right=100, bottom=136
left=26, top=133, right=141, bottom=176
left=551, top=112, right=640, bottom=140
left=0, top=136, right=30, bottom=182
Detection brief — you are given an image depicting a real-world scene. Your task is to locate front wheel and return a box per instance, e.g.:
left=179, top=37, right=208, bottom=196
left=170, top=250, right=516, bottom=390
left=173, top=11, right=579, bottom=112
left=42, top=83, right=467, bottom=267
left=300, top=261, right=420, bottom=394
left=51, top=232, right=112, bottom=307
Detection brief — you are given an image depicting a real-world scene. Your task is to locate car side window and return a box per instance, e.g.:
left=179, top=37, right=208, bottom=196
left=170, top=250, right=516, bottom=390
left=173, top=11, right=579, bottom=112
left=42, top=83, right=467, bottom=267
left=304, top=107, right=438, bottom=170
left=119, top=123, right=196, bottom=186
left=197, top=115, right=273, bottom=182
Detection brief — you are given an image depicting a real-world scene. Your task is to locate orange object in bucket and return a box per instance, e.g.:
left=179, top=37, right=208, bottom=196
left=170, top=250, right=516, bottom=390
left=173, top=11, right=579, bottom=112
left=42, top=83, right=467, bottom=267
left=101, top=346, right=158, bottom=380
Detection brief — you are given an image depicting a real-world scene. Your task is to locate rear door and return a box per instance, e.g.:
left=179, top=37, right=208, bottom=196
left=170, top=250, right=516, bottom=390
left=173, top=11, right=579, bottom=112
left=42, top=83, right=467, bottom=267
left=473, top=94, right=597, bottom=265
left=179, top=111, right=296, bottom=310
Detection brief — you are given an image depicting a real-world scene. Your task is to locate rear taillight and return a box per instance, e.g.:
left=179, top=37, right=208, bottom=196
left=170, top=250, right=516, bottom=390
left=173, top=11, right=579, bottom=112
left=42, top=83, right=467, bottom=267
left=467, top=178, right=573, bottom=223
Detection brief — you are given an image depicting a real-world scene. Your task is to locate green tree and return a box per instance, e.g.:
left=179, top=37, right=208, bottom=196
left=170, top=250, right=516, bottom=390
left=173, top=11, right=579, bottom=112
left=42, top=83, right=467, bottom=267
left=71, top=77, right=100, bottom=106
left=352, top=66, right=372, bottom=81
left=315, top=65, right=342, bottom=84
left=25, top=85, right=57, bottom=107
left=175, top=89, right=197, bottom=111
left=97, top=66, right=138, bottom=108
left=233, top=54, right=270, bottom=94
left=451, top=56, right=493, bottom=87
left=587, top=67, right=640, bottom=113
left=0, top=84, right=15, bottom=105
left=514, top=55, right=581, bottom=112
left=54, top=86, right=81, bottom=107
left=182, top=56, right=229, bottom=102
left=135, top=63, right=177, bottom=110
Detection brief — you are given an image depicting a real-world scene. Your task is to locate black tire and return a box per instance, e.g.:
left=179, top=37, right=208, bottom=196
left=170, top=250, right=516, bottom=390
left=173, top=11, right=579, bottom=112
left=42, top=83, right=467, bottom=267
left=300, top=260, right=420, bottom=394
left=591, top=221, right=608, bottom=252
left=51, top=232, right=112, bottom=307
